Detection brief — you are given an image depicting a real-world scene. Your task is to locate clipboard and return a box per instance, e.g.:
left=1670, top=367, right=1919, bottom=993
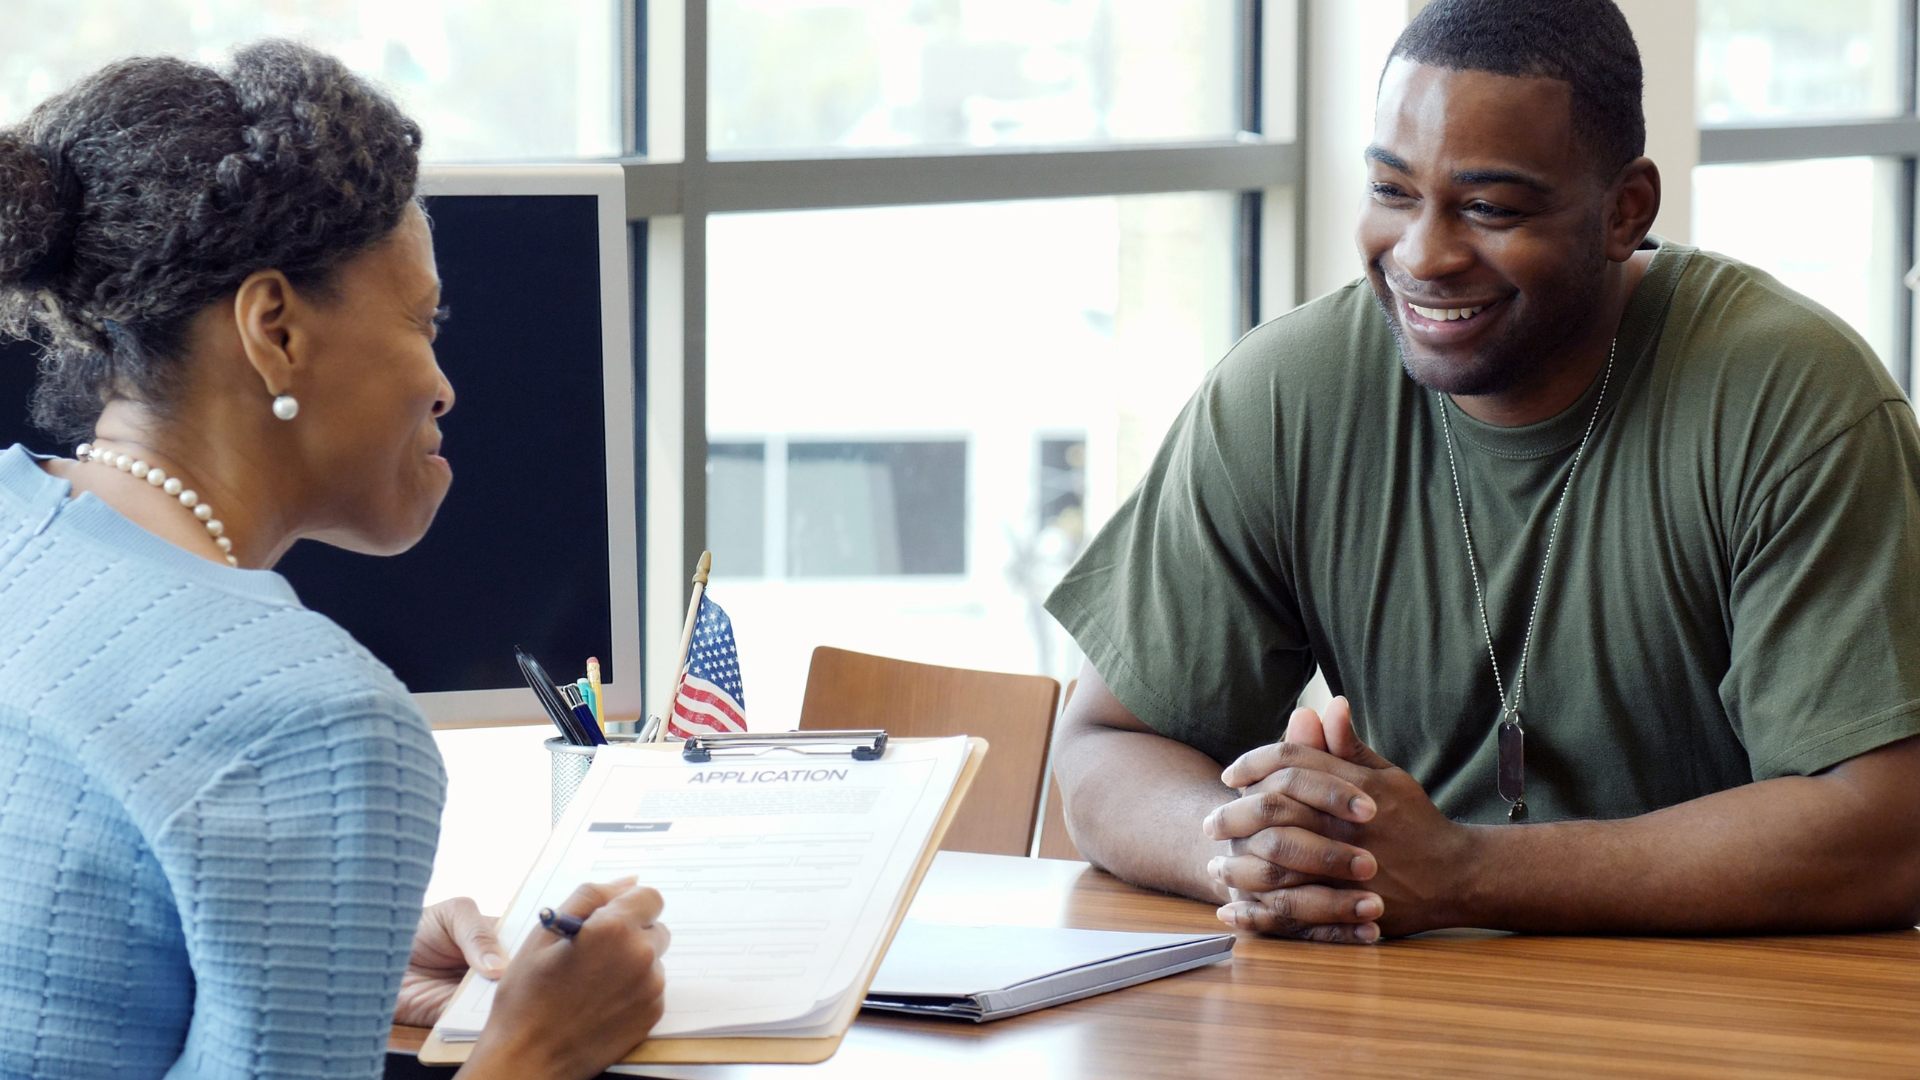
left=418, top=735, right=988, bottom=1067
left=681, top=728, right=887, bottom=762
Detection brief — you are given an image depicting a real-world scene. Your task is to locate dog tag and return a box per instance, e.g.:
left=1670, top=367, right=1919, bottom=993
left=1497, top=717, right=1526, bottom=817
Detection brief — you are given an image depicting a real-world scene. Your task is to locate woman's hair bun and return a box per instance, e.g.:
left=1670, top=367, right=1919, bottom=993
left=1, top=41, right=421, bottom=442
left=0, top=134, right=78, bottom=289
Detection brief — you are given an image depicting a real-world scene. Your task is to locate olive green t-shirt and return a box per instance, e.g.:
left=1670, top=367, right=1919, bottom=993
left=1045, top=241, right=1920, bottom=824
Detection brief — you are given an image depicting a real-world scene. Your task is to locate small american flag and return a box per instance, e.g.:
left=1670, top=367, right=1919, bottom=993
left=667, top=592, right=747, bottom=738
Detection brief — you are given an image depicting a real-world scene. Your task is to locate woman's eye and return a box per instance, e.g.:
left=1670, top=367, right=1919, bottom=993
left=432, top=305, right=452, bottom=327
left=1467, top=202, right=1519, bottom=219
left=1370, top=183, right=1412, bottom=202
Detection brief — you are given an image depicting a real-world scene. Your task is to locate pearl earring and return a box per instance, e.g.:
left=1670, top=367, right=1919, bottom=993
left=271, top=394, right=299, bottom=421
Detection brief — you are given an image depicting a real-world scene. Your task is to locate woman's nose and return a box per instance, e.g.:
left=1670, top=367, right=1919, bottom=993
left=433, top=369, right=455, bottom=418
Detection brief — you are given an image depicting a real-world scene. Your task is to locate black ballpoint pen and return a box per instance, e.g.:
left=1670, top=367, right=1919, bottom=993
left=516, top=647, right=590, bottom=745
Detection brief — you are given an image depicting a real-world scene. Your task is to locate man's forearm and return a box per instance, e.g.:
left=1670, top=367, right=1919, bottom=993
left=1450, top=752, right=1920, bottom=935
left=1054, top=719, right=1233, bottom=904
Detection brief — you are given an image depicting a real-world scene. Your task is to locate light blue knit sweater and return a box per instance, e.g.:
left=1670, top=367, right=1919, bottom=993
left=0, top=445, right=445, bottom=1079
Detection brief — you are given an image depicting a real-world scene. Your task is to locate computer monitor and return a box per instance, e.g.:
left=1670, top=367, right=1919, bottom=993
left=0, top=165, right=641, bottom=729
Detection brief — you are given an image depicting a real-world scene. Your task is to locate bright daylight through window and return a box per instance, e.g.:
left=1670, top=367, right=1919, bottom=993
left=709, top=0, right=1239, bottom=152
left=0, top=0, right=623, bottom=160
left=706, top=194, right=1236, bottom=726
left=1697, top=0, right=1904, bottom=122
left=1694, top=156, right=1906, bottom=372
left=1693, top=0, right=1919, bottom=387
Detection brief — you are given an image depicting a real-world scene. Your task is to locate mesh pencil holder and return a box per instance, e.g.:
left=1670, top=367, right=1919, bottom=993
left=546, top=736, right=642, bottom=824
left=545, top=739, right=595, bottom=824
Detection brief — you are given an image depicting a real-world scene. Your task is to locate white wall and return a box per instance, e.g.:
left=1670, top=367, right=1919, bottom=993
left=1304, top=0, right=1412, bottom=300
left=1615, top=0, right=1696, bottom=243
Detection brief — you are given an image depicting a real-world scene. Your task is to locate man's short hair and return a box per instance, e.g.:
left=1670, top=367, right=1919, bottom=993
left=1390, top=0, right=1645, bottom=175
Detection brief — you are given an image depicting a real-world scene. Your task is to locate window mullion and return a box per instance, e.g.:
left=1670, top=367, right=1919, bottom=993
left=1234, top=0, right=1264, bottom=334
left=680, top=0, right=710, bottom=614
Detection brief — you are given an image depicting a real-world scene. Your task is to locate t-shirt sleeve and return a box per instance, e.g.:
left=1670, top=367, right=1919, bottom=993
left=1724, top=400, right=1920, bottom=778
left=153, top=695, right=445, bottom=1080
left=1045, top=358, right=1313, bottom=766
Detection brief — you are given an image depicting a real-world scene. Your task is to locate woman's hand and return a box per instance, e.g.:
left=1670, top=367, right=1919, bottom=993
left=458, top=879, right=671, bottom=1080
left=396, top=897, right=507, bottom=1027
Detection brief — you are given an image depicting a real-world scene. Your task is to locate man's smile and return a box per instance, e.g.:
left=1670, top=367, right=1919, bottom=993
left=1408, top=302, right=1486, bottom=321
left=1392, top=289, right=1509, bottom=345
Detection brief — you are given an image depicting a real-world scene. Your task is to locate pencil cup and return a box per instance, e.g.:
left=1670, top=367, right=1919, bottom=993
left=546, top=736, right=641, bottom=824
left=546, top=739, right=597, bottom=825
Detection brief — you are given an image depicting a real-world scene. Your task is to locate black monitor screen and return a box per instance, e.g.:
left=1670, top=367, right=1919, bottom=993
left=0, top=194, right=616, bottom=693
left=0, top=339, right=50, bottom=456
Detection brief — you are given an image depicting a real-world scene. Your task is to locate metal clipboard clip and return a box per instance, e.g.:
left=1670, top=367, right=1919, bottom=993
left=680, top=729, right=889, bottom=763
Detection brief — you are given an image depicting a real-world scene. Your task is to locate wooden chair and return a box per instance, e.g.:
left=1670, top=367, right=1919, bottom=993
left=1035, top=679, right=1083, bottom=860
left=798, top=646, right=1060, bottom=857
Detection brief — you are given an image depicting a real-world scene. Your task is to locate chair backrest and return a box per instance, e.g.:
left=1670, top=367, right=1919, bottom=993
left=798, top=646, right=1060, bottom=856
left=1035, top=679, right=1083, bottom=860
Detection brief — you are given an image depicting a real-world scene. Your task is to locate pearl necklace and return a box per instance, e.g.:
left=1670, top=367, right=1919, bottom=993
left=75, top=442, right=237, bottom=567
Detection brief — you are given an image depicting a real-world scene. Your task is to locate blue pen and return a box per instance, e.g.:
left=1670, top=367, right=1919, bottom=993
left=573, top=701, right=607, bottom=745
left=539, top=907, right=584, bottom=939
left=576, top=678, right=597, bottom=720
left=560, top=683, right=608, bottom=745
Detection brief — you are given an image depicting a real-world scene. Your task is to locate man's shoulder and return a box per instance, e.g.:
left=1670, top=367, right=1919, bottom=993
left=1217, top=281, right=1399, bottom=387
left=1657, top=246, right=1906, bottom=438
left=1195, top=281, right=1402, bottom=440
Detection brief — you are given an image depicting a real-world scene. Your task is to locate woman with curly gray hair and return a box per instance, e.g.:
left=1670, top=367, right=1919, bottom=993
left=0, top=41, right=666, bottom=1080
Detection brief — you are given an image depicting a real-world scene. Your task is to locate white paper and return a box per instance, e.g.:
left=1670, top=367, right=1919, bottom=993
left=867, top=922, right=1232, bottom=997
left=435, top=736, right=970, bottom=1041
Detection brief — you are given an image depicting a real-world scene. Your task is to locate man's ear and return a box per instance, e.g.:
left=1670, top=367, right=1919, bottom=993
left=1605, top=157, right=1662, bottom=262
left=232, top=269, right=300, bottom=399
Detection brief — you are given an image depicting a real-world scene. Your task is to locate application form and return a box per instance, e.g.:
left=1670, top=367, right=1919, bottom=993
left=437, top=736, right=971, bottom=1040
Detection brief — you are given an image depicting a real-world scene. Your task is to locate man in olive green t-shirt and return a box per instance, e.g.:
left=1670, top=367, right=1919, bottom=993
left=1045, top=0, right=1920, bottom=942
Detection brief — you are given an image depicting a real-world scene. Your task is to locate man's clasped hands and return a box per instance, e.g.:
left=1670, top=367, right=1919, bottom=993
left=1203, top=697, right=1477, bottom=943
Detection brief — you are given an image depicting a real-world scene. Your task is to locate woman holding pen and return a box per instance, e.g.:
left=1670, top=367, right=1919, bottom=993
left=0, top=42, right=665, bottom=1080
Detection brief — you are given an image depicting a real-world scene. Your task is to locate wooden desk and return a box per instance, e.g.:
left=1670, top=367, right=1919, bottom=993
left=393, top=852, right=1920, bottom=1078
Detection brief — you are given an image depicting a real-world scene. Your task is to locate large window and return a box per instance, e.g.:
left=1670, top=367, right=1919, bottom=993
left=644, top=1, right=1304, bottom=736
left=1695, top=0, right=1918, bottom=390
left=704, top=193, right=1236, bottom=721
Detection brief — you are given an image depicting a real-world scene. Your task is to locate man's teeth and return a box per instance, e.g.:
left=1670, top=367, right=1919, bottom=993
left=1409, top=303, right=1487, bottom=322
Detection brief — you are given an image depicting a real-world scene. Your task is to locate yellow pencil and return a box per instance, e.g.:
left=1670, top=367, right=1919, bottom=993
left=587, top=656, right=604, bottom=728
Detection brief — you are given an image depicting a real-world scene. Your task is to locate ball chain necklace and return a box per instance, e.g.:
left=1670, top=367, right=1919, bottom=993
left=73, top=441, right=238, bottom=567
left=1433, top=339, right=1615, bottom=822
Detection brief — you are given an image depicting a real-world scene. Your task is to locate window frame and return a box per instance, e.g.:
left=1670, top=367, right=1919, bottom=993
left=1696, top=0, right=1920, bottom=396
left=626, top=0, right=1310, bottom=700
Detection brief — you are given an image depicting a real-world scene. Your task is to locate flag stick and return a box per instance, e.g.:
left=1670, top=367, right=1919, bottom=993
left=653, top=550, right=712, bottom=741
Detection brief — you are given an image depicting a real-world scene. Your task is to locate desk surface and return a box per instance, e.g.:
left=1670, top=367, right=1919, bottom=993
left=394, top=852, right=1920, bottom=1078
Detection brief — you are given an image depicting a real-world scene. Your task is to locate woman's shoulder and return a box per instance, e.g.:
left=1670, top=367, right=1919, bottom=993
left=0, top=504, right=436, bottom=830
